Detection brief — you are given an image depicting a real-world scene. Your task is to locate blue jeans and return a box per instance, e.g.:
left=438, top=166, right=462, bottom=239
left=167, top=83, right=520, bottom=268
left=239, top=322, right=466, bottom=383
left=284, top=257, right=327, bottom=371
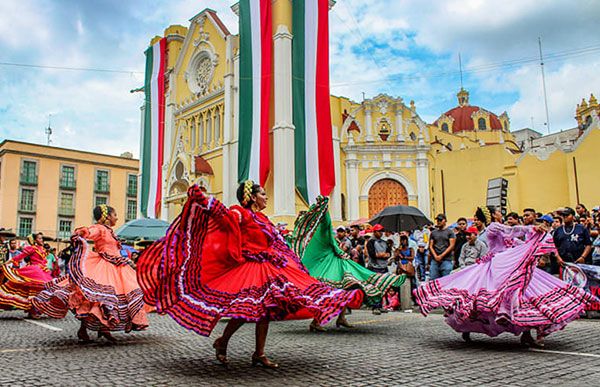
left=430, top=260, right=453, bottom=280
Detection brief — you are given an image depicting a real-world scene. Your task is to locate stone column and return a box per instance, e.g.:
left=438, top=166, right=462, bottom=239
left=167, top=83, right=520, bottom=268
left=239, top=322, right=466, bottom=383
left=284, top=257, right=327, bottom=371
left=330, top=125, right=342, bottom=221
left=416, top=150, right=431, bottom=217
left=272, top=25, right=296, bottom=217
left=346, top=155, right=360, bottom=220
left=395, top=104, right=405, bottom=142
left=365, top=104, right=374, bottom=142
left=222, top=34, right=235, bottom=205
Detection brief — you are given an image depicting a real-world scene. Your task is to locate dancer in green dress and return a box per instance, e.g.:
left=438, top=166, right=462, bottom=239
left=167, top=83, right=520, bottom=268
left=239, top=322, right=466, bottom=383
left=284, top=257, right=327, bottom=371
left=292, top=196, right=406, bottom=331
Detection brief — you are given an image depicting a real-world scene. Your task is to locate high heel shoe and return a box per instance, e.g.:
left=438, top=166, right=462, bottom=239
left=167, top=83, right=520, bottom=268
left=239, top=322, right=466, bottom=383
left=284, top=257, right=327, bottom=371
left=213, top=337, right=229, bottom=367
left=309, top=322, right=327, bottom=332
left=98, top=330, right=117, bottom=343
left=77, top=328, right=92, bottom=344
left=252, top=353, right=279, bottom=369
left=335, top=316, right=354, bottom=329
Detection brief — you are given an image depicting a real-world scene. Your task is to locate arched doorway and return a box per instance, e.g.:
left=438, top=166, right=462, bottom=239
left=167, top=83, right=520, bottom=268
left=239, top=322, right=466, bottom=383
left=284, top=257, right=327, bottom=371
left=368, top=179, right=408, bottom=218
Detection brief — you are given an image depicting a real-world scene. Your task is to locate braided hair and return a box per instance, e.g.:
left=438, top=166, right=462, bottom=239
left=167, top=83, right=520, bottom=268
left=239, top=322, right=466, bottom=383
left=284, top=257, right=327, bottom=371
left=93, top=204, right=115, bottom=224
left=475, top=206, right=493, bottom=226
left=236, top=180, right=261, bottom=208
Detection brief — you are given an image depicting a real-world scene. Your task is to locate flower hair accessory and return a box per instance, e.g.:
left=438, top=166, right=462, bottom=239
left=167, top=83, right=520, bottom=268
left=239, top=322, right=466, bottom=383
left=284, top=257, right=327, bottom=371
left=242, top=180, right=255, bottom=207
left=99, top=204, right=109, bottom=223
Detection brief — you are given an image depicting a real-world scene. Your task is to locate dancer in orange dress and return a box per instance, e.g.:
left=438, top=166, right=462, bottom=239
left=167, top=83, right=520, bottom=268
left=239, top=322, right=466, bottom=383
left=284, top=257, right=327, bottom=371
left=1, top=233, right=52, bottom=314
left=138, top=182, right=363, bottom=368
left=33, top=205, right=148, bottom=342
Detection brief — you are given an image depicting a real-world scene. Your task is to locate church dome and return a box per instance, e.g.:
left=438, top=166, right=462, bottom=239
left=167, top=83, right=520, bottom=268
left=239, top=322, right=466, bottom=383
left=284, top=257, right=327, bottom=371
left=435, top=89, right=504, bottom=133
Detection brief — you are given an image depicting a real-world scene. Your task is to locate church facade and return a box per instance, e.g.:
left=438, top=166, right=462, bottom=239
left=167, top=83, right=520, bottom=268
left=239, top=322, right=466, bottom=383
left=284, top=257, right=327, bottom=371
left=141, top=6, right=600, bottom=225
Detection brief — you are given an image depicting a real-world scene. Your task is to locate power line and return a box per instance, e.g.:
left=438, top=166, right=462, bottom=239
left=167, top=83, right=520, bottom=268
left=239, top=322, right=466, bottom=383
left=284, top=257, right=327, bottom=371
left=0, top=61, right=143, bottom=75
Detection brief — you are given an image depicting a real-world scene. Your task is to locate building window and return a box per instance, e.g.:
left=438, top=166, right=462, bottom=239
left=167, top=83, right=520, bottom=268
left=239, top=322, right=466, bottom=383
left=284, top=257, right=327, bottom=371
left=126, top=199, right=137, bottom=221
left=58, top=192, right=75, bottom=217
left=20, top=160, right=38, bottom=185
left=95, top=170, right=110, bottom=193
left=60, top=165, right=76, bottom=189
left=214, top=109, right=221, bottom=145
left=95, top=195, right=108, bottom=207
left=478, top=118, right=487, bottom=130
left=441, top=123, right=449, bottom=132
left=409, top=132, right=417, bottom=141
left=18, top=217, right=33, bottom=237
left=19, top=188, right=36, bottom=212
left=58, top=219, right=73, bottom=240
left=503, top=121, right=508, bottom=131
left=127, top=174, right=138, bottom=197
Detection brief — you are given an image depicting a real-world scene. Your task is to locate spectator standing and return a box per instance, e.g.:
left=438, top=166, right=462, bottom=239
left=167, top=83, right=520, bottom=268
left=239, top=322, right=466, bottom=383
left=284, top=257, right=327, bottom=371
left=453, top=217, right=468, bottom=269
left=335, top=227, right=352, bottom=253
left=551, top=216, right=563, bottom=232
left=553, top=207, right=592, bottom=265
left=414, top=242, right=428, bottom=282
left=8, top=239, right=22, bottom=260
left=506, top=212, right=520, bottom=226
left=428, top=214, right=456, bottom=280
left=474, top=206, right=492, bottom=247
left=348, top=225, right=365, bottom=266
left=522, top=208, right=537, bottom=226
left=382, top=231, right=400, bottom=251
left=366, top=224, right=392, bottom=315
left=459, top=226, right=488, bottom=268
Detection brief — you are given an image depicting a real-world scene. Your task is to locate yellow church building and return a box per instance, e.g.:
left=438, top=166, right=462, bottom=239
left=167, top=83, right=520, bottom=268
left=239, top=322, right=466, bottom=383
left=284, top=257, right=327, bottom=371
left=142, top=5, right=599, bottom=225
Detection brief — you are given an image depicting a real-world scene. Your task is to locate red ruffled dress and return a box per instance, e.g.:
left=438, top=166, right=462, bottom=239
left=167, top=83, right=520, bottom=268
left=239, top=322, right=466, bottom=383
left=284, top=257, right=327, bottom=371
left=0, top=245, right=52, bottom=311
left=137, top=185, right=363, bottom=337
left=32, top=225, right=148, bottom=332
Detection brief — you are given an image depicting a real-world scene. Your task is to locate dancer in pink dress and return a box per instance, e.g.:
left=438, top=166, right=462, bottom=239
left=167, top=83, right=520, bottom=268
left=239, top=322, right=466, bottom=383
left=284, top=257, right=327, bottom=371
left=415, top=206, right=595, bottom=347
left=0, top=233, right=52, bottom=314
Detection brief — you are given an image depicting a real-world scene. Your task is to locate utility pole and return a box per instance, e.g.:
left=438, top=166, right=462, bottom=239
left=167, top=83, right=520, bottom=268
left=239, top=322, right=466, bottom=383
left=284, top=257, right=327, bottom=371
left=458, top=53, right=464, bottom=90
left=538, top=37, right=551, bottom=134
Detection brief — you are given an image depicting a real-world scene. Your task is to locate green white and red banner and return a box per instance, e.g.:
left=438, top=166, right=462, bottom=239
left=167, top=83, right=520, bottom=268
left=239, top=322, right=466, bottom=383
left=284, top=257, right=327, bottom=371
left=141, top=38, right=166, bottom=218
left=237, top=0, right=272, bottom=185
left=293, top=0, right=335, bottom=204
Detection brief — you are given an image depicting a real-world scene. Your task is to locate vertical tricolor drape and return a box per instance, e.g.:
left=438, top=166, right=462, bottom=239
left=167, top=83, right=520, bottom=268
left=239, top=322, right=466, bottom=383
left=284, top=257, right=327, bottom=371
left=293, top=0, right=335, bottom=204
left=141, top=38, right=166, bottom=218
left=237, top=0, right=272, bottom=185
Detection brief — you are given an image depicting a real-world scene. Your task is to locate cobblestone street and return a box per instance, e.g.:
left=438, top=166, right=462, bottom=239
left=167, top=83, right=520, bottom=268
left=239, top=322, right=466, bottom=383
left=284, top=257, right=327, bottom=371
left=1, top=309, right=599, bottom=386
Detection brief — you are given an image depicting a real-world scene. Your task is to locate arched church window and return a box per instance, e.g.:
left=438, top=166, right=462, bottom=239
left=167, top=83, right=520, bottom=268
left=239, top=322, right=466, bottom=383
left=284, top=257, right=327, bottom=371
left=341, top=193, right=347, bottom=221
left=447, top=142, right=453, bottom=151
left=441, top=123, right=449, bottom=132
left=198, top=117, right=204, bottom=149
left=215, top=108, right=221, bottom=145
left=175, top=161, right=185, bottom=180
left=206, top=114, right=213, bottom=147
left=190, top=120, right=196, bottom=150
left=503, top=121, right=508, bottom=131
left=583, top=115, right=592, bottom=130
left=409, top=132, right=417, bottom=141
left=478, top=118, right=487, bottom=130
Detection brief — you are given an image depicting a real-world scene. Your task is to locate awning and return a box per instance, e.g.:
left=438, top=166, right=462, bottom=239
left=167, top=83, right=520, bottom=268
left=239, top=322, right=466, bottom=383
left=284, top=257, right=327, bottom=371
left=194, top=156, right=214, bottom=175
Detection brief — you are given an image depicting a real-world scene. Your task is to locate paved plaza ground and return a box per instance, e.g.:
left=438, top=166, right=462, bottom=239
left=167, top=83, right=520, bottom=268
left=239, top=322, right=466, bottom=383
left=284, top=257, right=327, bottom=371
left=1, top=309, right=599, bottom=386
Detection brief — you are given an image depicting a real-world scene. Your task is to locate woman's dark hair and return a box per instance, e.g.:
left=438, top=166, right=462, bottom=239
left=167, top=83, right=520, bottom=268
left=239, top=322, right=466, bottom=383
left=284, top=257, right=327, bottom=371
left=400, top=234, right=408, bottom=245
left=236, top=181, right=262, bottom=208
left=93, top=205, right=116, bottom=222
left=456, top=217, right=467, bottom=224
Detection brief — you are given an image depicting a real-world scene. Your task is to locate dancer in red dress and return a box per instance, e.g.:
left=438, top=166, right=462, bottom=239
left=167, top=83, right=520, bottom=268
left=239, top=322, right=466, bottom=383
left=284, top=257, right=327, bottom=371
left=138, top=182, right=363, bottom=368
left=0, top=233, right=52, bottom=314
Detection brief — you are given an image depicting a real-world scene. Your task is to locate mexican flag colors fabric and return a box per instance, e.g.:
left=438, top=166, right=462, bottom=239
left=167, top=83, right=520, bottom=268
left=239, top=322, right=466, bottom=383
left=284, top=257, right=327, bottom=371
left=293, top=0, right=335, bottom=204
left=237, top=0, right=272, bottom=186
left=141, top=38, right=166, bottom=218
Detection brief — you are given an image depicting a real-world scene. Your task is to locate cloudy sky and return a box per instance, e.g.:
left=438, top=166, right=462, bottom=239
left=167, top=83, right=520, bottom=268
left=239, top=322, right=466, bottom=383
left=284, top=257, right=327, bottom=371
left=1, top=0, right=599, bottom=157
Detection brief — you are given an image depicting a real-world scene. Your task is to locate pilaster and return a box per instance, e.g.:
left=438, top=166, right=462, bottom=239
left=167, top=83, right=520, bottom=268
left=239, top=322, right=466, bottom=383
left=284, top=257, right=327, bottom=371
left=331, top=125, right=342, bottom=221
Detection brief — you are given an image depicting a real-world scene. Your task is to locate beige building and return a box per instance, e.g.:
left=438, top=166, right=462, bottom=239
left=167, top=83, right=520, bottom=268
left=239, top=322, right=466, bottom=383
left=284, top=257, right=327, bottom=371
left=0, top=140, right=139, bottom=239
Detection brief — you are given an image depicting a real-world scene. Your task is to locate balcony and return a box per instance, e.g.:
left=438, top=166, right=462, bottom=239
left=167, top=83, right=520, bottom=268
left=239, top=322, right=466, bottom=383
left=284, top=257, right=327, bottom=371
left=20, top=173, right=38, bottom=186
left=95, top=183, right=110, bottom=194
left=18, top=203, right=36, bottom=214
left=58, top=206, right=75, bottom=217
left=59, top=178, right=77, bottom=190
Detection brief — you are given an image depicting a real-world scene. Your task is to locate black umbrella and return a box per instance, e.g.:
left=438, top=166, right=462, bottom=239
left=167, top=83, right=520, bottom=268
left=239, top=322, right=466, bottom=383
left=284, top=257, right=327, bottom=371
left=369, top=205, right=432, bottom=232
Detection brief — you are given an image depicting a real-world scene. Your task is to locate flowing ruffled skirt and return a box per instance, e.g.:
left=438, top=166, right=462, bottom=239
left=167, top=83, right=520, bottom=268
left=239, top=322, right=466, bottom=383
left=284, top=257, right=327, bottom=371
left=0, top=264, right=52, bottom=311
left=293, top=197, right=405, bottom=306
left=32, top=239, right=148, bottom=332
left=137, top=188, right=363, bottom=337
left=414, top=234, right=595, bottom=338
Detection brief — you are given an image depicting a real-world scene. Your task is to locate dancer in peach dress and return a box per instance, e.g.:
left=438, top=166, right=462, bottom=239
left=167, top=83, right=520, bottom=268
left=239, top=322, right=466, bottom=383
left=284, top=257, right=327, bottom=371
left=33, top=205, right=148, bottom=342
